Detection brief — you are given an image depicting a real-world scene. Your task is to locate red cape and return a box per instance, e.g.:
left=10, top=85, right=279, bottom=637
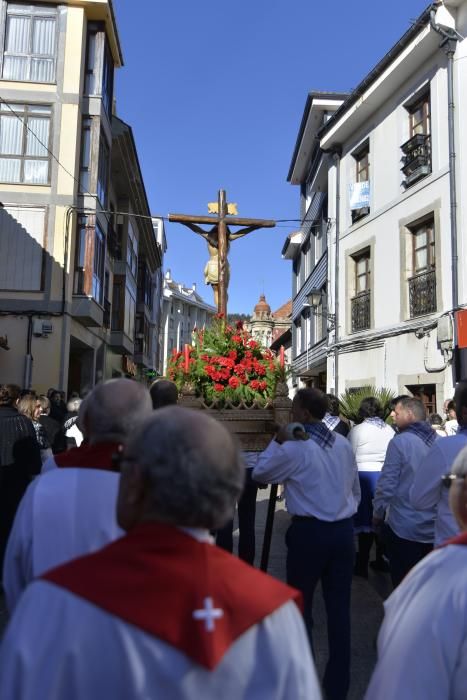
left=43, top=522, right=302, bottom=669
left=54, top=442, right=121, bottom=471
left=441, top=531, right=467, bottom=547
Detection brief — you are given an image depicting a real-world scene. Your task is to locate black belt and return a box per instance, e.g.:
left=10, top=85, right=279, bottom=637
left=292, top=514, right=316, bottom=521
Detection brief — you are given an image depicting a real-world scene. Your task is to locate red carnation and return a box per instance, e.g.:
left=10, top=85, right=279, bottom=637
left=228, top=376, right=240, bottom=389
left=214, top=383, right=225, bottom=392
left=250, top=380, right=261, bottom=391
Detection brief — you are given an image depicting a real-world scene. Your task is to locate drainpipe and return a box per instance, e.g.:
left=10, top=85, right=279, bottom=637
left=430, top=6, right=461, bottom=379
left=332, top=149, right=342, bottom=395
left=23, top=315, right=33, bottom=389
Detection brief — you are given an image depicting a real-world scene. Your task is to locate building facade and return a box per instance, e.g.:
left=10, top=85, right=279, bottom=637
left=287, top=1, right=467, bottom=411
left=0, top=0, right=163, bottom=394
left=160, top=270, right=216, bottom=375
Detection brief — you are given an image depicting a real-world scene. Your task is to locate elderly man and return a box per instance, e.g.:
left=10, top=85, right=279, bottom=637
left=365, top=445, right=467, bottom=699
left=411, top=381, right=467, bottom=545
left=373, top=396, right=438, bottom=587
left=0, top=407, right=321, bottom=700
left=254, top=388, right=360, bottom=700
left=3, top=378, right=152, bottom=612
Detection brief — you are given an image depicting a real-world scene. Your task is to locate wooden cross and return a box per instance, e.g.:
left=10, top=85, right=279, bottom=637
left=169, top=190, right=275, bottom=317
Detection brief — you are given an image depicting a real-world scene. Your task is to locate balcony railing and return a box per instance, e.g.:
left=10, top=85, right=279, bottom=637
left=401, top=133, right=431, bottom=187
left=408, top=269, right=436, bottom=317
left=351, top=291, right=371, bottom=332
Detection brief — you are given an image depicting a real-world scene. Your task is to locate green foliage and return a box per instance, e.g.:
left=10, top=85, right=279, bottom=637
left=338, top=386, right=396, bottom=423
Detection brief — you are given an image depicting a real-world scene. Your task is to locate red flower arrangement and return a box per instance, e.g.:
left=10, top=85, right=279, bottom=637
left=168, top=316, right=284, bottom=406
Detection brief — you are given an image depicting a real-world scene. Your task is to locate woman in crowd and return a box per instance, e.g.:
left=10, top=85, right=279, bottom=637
left=349, top=397, right=394, bottom=577
left=0, top=384, right=41, bottom=569
left=17, top=395, right=52, bottom=464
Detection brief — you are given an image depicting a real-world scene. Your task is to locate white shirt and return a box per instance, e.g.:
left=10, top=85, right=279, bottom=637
left=373, top=431, right=436, bottom=542
left=365, top=543, right=467, bottom=699
left=253, top=436, right=360, bottom=521
left=410, top=431, right=467, bottom=545
left=3, top=467, right=122, bottom=612
left=349, top=420, right=394, bottom=472
left=0, top=580, right=322, bottom=700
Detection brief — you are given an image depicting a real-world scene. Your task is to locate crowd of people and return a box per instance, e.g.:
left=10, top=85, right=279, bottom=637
left=0, top=377, right=466, bottom=699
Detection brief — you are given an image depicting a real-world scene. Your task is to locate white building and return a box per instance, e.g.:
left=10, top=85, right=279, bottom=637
left=287, top=1, right=467, bottom=412
left=160, top=270, right=216, bottom=374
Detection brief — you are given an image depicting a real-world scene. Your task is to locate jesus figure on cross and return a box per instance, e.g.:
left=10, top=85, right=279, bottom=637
left=169, top=190, right=275, bottom=316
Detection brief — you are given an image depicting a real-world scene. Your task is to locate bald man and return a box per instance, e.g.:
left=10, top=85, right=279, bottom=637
left=0, top=407, right=321, bottom=700
left=3, top=379, right=152, bottom=612
left=365, top=444, right=467, bottom=698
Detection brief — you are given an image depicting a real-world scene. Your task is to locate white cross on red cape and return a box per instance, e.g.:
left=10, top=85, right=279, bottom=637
left=42, top=522, right=302, bottom=669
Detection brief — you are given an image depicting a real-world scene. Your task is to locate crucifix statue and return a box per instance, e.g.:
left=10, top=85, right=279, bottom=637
left=169, top=190, right=276, bottom=317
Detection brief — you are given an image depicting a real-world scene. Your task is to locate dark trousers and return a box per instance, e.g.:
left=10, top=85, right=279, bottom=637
left=216, top=469, right=258, bottom=565
left=383, top=524, right=433, bottom=588
left=286, top=516, right=354, bottom=700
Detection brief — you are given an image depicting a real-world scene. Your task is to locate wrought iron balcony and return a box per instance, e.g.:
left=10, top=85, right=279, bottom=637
left=401, top=133, right=431, bottom=187
left=408, top=268, right=436, bottom=318
left=351, top=291, right=371, bottom=332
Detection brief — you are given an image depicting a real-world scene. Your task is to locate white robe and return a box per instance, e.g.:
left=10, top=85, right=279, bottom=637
left=3, top=467, right=122, bottom=612
left=0, top=580, right=322, bottom=700
left=365, top=544, right=467, bottom=699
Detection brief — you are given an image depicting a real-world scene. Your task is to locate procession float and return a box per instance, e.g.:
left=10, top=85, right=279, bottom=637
left=168, top=189, right=292, bottom=570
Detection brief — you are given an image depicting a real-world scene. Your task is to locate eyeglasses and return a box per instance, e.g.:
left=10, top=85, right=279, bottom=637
left=441, top=473, right=467, bottom=489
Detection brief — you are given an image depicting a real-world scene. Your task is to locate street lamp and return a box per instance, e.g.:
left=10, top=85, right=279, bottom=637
left=306, top=288, right=336, bottom=332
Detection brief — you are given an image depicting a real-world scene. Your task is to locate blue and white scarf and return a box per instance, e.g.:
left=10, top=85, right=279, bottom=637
left=404, top=421, right=438, bottom=447
left=323, top=413, right=340, bottom=431
left=303, top=422, right=336, bottom=449
left=364, top=417, right=387, bottom=429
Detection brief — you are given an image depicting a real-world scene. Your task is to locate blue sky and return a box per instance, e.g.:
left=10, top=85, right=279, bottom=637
left=112, top=0, right=429, bottom=314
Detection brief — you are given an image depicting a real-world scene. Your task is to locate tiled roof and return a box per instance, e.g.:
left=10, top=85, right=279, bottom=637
left=272, top=300, right=292, bottom=319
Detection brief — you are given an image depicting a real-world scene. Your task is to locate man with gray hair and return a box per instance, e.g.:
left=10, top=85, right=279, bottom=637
left=3, top=378, right=152, bottom=612
left=0, top=407, right=321, bottom=700
left=373, top=396, right=439, bottom=587
left=365, top=445, right=467, bottom=698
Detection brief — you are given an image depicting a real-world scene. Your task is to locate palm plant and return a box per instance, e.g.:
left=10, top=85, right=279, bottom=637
left=338, top=386, right=396, bottom=423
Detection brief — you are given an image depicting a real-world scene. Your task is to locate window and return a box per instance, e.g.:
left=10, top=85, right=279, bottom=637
left=314, top=286, right=326, bottom=344
left=355, top=250, right=371, bottom=295
left=79, top=117, right=92, bottom=193
left=92, top=223, right=105, bottom=304
left=137, top=262, right=154, bottom=310
left=351, top=249, right=371, bottom=332
left=84, top=22, right=114, bottom=116
left=74, top=215, right=106, bottom=305
left=2, top=3, right=57, bottom=83
left=409, top=95, right=430, bottom=137
left=402, top=91, right=431, bottom=187
left=0, top=205, right=45, bottom=290
left=351, top=143, right=370, bottom=223
left=126, top=220, right=138, bottom=278
left=135, top=314, right=150, bottom=357
left=406, top=384, right=436, bottom=415
left=124, top=280, right=136, bottom=339
left=111, top=276, right=123, bottom=330
left=408, top=218, right=436, bottom=317
left=96, top=133, right=109, bottom=206
left=0, top=103, right=51, bottom=183
left=412, top=220, right=435, bottom=274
